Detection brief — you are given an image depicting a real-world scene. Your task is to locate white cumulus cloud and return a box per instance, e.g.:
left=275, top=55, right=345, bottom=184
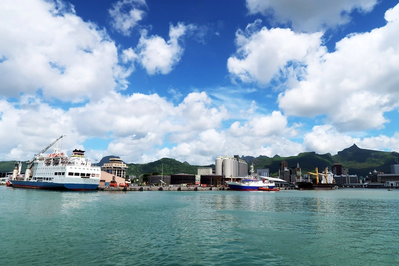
left=108, top=0, right=146, bottom=36
left=135, top=23, right=190, bottom=75
left=245, top=0, right=378, bottom=32
left=227, top=20, right=323, bottom=86
left=0, top=0, right=129, bottom=103
left=279, top=4, right=399, bottom=131
left=0, top=0, right=133, bottom=102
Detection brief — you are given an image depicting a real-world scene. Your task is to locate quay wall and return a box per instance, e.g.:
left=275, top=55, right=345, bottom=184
left=98, top=185, right=229, bottom=191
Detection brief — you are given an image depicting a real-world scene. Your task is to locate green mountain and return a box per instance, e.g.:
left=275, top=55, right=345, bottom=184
left=333, top=144, right=399, bottom=176
left=126, top=158, right=206, bottom=177
left=249, top=144, right=399, bottom=177
left=0, top=144, right=397, bottom=178
left=0, top=161, right=27, bottom=174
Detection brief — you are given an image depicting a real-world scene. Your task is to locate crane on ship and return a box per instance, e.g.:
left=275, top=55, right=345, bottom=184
left=24, top=135, right=66, bottom=179
left=308, top=167, right=321, bottom=184
left=308, top=167, right=334, bottom=184
left=36, top=135, right=66, bottom=158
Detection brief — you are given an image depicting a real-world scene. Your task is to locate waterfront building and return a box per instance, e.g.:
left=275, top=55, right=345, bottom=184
left=170, top=174, right=196, bottom=185
left=279, top=161, right=300, bottom=183
left=197, top=167, right=213, bottom=175
left=332, top=163, right=344, bottom=175
left=377, top=163, right=399, bottom=188
left=334, top=174, right=359, bottom=186
left=332, top=163, right=359, bottom=186
left=101, top=157, right=128, bottom=178
left=99, top=171, right=126, bottom=186
left=200, top=175, right=224, bottom=186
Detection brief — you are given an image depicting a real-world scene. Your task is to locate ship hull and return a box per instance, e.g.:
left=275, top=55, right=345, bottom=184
left=226, top=182, right=275, bottom=191
left=297, top=182, right=336, bottom=190
left=10, top=180, right=99, bottom=191
left=227, top=184, right=261, bottom=191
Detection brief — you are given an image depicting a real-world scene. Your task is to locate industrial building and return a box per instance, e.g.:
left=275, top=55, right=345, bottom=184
left=147, top=175, right=171, bottom=185
left=170, top=174, right=196, bottom=185
left=215, top=155, right=248, bottom=178
left=200, top=175, right=224, bottom=186
left=197, top=167, right=213, bottom=175
left=279, top=161, right=301, bottom=183
left=376, top=163, right=399, bottom=188
left=332, top=163, right=359, bottom=186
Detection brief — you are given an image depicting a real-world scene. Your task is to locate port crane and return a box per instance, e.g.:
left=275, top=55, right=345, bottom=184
left=23, top=135, right=65, bottom=179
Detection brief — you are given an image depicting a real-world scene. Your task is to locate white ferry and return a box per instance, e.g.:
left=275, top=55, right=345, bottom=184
left=9, top=136, right=101, bottom=191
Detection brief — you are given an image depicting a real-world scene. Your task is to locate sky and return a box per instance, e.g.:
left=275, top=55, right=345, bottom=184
left=1, top=0, right=399, bottom=165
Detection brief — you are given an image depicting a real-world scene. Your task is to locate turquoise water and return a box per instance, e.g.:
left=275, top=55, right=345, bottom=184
left=1, top=187, right=399, bottom=266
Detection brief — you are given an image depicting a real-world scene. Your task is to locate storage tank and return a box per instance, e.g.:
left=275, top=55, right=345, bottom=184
left=215, top=157, right=223, bottom=176
left=232, top=159, right=238, bottom=177
left=238, top=160, right=248, bottom=176
left=223, top=158, right=233, bottom=178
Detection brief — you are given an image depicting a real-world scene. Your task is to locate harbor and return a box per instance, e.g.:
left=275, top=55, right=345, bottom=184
left=4, top=136, right=399, bottom=192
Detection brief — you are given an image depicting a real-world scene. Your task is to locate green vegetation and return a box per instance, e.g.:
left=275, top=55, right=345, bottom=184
left=126, top=158, right=209, bottom=177
left=0, top=161, right=27, bottom=173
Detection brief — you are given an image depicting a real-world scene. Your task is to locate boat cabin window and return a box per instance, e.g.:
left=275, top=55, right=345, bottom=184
left=74, top=173, right=79, bottom=176
left=68, top=172, right=73, bottom=176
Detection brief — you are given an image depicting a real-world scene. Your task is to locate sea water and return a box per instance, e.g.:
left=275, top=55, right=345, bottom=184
left=1, top=186, right=399, bottom=266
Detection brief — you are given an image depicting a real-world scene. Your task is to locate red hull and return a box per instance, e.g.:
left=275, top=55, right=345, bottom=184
left=258, top=187, right=280, bottom=191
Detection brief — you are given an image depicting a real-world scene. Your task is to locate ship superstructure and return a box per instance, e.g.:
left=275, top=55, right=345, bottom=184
left=10, top=136, right=101, bottom=190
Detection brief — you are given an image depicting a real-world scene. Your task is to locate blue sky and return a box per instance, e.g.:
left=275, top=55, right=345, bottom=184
left=1, top=0, right=399, bottom=164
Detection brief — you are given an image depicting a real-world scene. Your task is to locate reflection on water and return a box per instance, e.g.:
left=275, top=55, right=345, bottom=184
left=1, top=188, right=399, bottom=265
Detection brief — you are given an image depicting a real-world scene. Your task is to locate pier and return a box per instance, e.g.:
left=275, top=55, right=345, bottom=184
left=97, top=185, right=229, bottom=191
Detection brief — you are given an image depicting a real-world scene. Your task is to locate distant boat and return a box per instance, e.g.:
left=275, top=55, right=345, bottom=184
left=226, top=178, right=275, bottom=191
left=226, top=163, right=278, bottom=191
left=9, top=135, right=101, bottom=191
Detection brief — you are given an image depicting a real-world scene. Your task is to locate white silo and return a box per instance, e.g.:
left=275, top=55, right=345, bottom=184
left=223, top=158, right=233, bottom=178
left=238, top=160, right=248, bottom=176
left=215, top=157, right=223, bottom=175
left=232, top=159, right=238, bottom=177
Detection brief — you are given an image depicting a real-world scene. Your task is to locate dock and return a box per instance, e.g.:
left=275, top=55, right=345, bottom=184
left=97, top=185, right=229, bottom=191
